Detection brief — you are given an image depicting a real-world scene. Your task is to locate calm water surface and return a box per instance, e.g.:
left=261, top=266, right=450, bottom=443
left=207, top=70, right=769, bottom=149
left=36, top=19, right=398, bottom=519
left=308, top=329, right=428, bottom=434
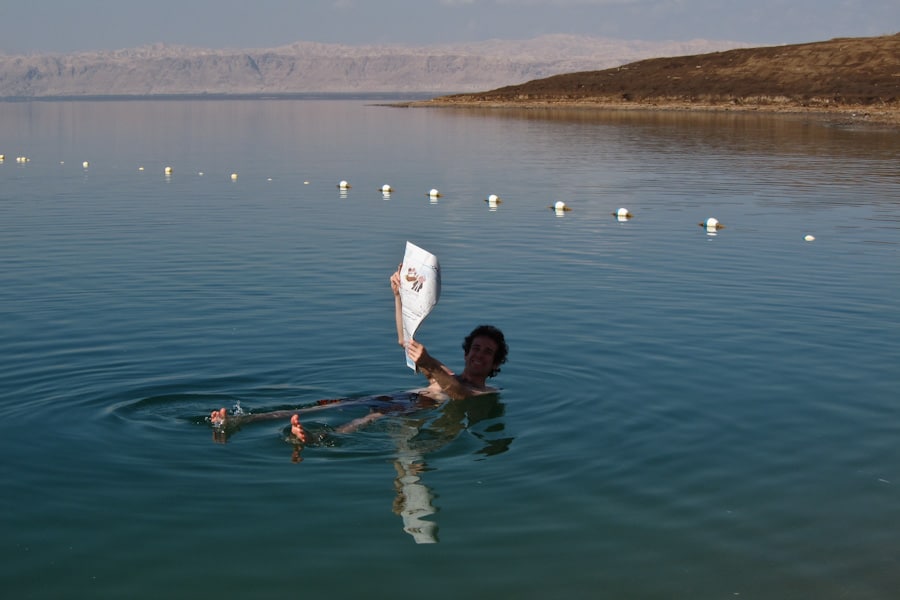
left=1, top=99, right=899, bottom=599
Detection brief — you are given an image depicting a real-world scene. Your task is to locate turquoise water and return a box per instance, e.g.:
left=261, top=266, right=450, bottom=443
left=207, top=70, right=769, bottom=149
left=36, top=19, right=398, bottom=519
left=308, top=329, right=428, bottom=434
left=2, top=99, right=899, bottom=599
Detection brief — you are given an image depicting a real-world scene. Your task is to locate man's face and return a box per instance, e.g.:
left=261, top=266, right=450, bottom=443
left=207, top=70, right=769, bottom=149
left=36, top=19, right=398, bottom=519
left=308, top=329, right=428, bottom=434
left=464, top=335, right=499, bottom=378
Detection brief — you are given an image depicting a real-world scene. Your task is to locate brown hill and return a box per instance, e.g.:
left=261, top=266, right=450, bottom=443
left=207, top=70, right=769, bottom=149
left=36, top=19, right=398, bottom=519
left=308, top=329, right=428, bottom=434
left=420, top=34, right=900, bottom=123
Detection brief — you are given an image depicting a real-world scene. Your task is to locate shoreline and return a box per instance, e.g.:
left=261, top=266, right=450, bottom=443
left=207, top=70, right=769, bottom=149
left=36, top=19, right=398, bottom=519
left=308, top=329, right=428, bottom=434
left=399, top=97, right=900, bottom=129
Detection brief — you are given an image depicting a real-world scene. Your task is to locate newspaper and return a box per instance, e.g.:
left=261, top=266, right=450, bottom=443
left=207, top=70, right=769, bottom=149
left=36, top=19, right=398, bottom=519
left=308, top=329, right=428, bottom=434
left=399, top=241, right=441, bottom=370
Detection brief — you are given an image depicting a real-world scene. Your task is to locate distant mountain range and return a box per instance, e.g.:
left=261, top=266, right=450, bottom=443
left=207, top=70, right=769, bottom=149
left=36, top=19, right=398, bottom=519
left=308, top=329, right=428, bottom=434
left=0, top=36, right=754, bottom=98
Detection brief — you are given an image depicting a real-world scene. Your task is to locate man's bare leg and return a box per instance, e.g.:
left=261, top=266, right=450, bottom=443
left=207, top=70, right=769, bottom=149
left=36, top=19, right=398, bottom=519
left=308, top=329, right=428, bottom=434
left=334, top=411, right=384, bottom=434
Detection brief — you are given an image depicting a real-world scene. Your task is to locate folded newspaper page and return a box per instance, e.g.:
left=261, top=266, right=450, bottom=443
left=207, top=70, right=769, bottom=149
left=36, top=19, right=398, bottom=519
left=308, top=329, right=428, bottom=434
left=399, top=241, right=441, bottom=370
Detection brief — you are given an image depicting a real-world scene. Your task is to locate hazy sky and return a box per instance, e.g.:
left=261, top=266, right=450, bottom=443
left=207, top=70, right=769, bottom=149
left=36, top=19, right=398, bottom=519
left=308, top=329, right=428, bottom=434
left=1, top=0, right=897, bottom=54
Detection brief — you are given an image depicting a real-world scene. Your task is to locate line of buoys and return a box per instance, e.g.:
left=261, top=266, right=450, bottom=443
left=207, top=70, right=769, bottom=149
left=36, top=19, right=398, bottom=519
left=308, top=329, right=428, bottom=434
left=10, top=162, right=814, bottom=243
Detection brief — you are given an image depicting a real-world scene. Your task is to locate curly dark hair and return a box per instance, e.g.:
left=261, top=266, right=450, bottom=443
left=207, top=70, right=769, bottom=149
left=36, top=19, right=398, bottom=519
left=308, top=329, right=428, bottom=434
left=462, top=325, right=508, bottom=378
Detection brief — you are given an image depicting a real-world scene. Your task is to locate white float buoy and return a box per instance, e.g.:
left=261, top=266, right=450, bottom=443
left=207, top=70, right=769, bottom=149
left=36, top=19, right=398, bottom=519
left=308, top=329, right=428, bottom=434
left=338, top=180, right=351, bottom=189
left=231, top=173, right=238, bottom=181
left=550, top=201, right=571, bottom=212
left=486, top=194, right=502, bottom=208
left=381, top=184, right=393, bottom=193
left=428, top=188, right=441, bottom=198
left=82, top=161, right=89, bottom=169
left=164, top=166, right=173, bottom=175
left=138, top=166, right=144, bottom=171
left=700, top=217, right=724, bottom=231
left=0, top=154, right=5, bottom=161
left=804, top=234, right=816, bottom=242
left=615, top=207, right=633, bottom=218
left=303, top=181, right=310, bottom=185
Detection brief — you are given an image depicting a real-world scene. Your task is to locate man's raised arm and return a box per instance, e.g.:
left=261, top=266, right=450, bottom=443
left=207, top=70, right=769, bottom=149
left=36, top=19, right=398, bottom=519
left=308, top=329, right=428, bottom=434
left=406, top=340, right=472, bottom=400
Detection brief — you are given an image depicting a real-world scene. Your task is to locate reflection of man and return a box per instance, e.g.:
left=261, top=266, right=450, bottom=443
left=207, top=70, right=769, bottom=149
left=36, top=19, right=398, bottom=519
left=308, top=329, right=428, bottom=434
left=392, top=424, right=438, bottom=544
left=388, top=393, right=513, bottom=544
left=394, top=457, right=437, bottom=543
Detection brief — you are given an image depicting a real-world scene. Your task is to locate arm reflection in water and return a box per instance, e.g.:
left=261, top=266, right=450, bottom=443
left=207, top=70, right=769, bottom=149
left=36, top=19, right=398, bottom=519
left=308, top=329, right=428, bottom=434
left=392, top=423, right=438, bottom=544
left=387, top=393, right=513, bottom=544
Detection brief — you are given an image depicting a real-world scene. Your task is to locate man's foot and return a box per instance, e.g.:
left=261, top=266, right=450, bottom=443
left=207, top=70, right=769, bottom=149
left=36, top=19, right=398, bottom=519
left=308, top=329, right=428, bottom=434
left=290, top=414, right=307, bottom=443
left=210, top=408, right=227, bottom=427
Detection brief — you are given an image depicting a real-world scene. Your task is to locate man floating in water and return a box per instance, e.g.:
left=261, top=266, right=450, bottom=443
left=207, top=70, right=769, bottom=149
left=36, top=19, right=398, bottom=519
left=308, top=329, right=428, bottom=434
left=209, top=265, right=508, bottom=442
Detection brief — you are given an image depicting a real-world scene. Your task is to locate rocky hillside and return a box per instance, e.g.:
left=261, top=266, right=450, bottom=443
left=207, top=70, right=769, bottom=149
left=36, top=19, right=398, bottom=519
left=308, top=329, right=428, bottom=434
left=0, top=36, right=751, bottom=98
left=432, top=34, right=900, bottom=109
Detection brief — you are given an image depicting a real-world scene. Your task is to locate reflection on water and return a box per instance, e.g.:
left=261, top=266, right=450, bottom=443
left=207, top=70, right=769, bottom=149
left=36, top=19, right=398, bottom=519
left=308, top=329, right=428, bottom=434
left=430, top=104, right=900, bottom=156
left=392, top=437, right=439, bottom=543
left=389, top=393, right=510, bottom=543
